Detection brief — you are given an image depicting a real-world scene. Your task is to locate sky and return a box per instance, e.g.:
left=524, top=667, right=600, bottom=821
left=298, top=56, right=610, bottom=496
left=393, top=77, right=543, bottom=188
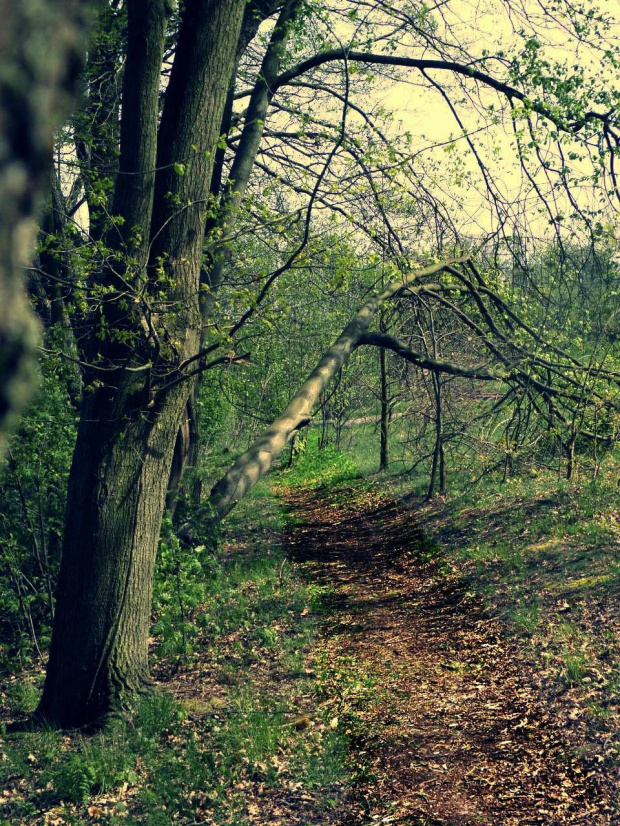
left=332, top=0, right=620, bottom=242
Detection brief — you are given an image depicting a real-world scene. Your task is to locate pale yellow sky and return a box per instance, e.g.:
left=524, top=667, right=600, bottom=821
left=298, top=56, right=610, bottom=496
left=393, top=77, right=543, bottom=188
left=328, top=0, right=620, bottom=240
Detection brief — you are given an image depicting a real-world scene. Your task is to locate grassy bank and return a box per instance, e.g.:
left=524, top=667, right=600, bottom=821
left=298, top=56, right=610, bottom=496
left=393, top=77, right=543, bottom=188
left=2, top=429, right=620, bottom=823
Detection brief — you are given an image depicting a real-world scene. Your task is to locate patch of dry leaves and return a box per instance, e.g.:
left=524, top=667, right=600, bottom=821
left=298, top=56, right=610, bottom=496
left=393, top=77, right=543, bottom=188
left=282, top=486, right=619, bottom=825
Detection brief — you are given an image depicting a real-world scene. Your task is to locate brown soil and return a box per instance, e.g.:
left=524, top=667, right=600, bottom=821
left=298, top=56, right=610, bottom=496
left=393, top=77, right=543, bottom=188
left=282, top=485, right=619, bottom=826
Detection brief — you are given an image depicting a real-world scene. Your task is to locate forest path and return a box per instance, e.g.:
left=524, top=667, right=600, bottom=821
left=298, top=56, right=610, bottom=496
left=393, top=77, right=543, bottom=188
left=281, top=483, right=614, bottom=826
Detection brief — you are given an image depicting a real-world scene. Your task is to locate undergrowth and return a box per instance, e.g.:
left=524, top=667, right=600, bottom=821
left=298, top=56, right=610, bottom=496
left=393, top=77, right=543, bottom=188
left=284, top=430, right=620, bottom=719
left=0, top=480, right=351, bottom=825
left=3, top=428, right=620, bottom=823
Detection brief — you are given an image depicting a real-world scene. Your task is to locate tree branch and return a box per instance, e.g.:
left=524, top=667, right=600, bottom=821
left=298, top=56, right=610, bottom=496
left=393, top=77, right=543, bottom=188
left=194, top=256, right=469, bottom=526
left=356, top=332, right=505, bottom=381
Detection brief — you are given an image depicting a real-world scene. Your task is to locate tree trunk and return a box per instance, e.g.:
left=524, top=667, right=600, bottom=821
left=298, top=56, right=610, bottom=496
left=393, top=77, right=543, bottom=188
left=166, top=0, right=303, bottom=508
left=379, top=330, right=389, bottom=471
left=38, top=0, right=248, bottom=728
left=0, top=0, right=89, bottom=453
left=566, top=434, right=577, bottom=481
left=38, top=383, right=188, bottom=727
left=427, top=370, right=445, bottom=500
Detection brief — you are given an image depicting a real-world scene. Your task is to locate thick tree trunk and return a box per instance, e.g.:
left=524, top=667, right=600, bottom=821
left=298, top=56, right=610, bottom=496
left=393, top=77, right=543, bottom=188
left=0, top=0, right=88, bottom=452
left=38, top=0, right=248, bottom=728
left=38, top=384, right=188, bottom=727
left=165, top=1, right=303, bottom=509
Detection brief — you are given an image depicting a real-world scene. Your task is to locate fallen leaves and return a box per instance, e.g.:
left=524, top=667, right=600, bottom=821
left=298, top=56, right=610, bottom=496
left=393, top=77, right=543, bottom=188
left=282, top=483, right=620, bottom=825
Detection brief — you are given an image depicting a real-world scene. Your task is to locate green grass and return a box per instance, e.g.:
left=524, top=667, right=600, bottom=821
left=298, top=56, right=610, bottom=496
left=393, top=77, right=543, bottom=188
left=4, top=420, right=620, bottom=822
left=278, top=437, right=360, bottom=489
left=282, top=428, right=620, bottom=705
left=0, top=479, right=351, bottom=824
left=507, top=597, right=541, bottom=635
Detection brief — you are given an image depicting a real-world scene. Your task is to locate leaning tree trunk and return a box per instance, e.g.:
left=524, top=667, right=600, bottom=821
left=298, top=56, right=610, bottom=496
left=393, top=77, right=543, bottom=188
left=203, top=259, right=470, bottom=523
left=38, top=0, right=247, bottom=728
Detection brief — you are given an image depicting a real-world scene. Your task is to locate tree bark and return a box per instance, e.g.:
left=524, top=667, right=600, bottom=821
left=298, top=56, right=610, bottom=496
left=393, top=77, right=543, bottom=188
left=0, top=0, right=89, bottom=453
left=38, top=385, right=187, bottom=727
left=38, top=0, right=248, bottom=728
left=427, top=370, right=445, bottom=500
left=201, top=0, right=302, bottom=304
left=379, top=316, right=389, bottom=471
left=164, top=0, right=303, bottom=511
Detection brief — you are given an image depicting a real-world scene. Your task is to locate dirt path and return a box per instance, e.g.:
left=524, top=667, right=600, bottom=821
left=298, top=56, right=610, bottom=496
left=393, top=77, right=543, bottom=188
left=282, top=485, right=617, bottom=825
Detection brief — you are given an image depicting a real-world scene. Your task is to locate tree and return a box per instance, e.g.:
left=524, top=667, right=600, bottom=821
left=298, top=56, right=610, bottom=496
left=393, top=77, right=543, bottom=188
left=0, top=0, right=89, bottom=452
left=34, top=0, right=620, bottom=727
left=206, top=248, right=620, bottom=516
left=38, top=0, right=250, bottom=728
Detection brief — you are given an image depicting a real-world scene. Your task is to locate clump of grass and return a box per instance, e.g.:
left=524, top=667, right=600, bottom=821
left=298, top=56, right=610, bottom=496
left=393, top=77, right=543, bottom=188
left=4, top=679, right=40, bottom=716
left=562, top=651, right=588, bottom=686
left=508, top=599, right=541, bottom=635
left=278, top=434, right=359, bottom=490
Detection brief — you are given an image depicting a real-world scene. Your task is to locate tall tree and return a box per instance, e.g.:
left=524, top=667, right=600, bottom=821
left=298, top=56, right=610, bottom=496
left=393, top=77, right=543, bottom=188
left=0, top=0, right=89, bottom=452
left=38, top=0, right=249, bottom=728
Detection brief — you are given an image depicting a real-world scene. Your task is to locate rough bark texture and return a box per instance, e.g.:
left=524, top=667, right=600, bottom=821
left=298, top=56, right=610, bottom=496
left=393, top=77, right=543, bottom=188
left=202, top=0, right=302, bottom=302
left=169, top=0, right=300, bottom=512
left=39, top=386, right=186, bottom=726
left=0, top=0, right=88, bottom=453
left=39, top=0, right=248, bottom=728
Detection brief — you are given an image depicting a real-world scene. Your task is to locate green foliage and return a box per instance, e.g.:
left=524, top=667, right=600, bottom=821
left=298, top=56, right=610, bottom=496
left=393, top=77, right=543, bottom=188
left=208, top=233, right=377, bottom=453
left=4, top=680, right=39, bottom=716
left=562, top=650, right=589, bottom=686
left=508, top=598, right=541, bottom=635
left=48, top=757, right=98, bottom=804
left=152, top=517, right=216, bottom=660
left=279, top=433, right=358, bottom=489
left=0, top=347, right=76, bottom=673
left=5, top=0, right=620, bottom=816
left=153, top=487, right=299, bottom=662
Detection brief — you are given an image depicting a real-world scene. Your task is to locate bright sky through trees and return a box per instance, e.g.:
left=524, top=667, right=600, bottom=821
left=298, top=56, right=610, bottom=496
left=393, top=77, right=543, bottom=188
left=288, top=0, right=620, bottom=240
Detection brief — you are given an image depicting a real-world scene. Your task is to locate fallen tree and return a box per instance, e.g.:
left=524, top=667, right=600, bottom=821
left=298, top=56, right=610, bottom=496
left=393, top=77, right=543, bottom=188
left=196, top=256, right=620, bottom=529
left=195, top=258, right=466, bottom=523
left=198, top=255, right=517, bottom=524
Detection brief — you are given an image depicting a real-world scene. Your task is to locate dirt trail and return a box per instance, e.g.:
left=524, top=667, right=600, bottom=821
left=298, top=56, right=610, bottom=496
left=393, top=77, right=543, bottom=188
left=282, top=485, right=617, bottom=825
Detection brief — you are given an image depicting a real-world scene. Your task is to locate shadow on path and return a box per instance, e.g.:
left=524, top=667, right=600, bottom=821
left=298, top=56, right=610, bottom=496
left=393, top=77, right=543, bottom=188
left=282, top=485, right=617, bottom=826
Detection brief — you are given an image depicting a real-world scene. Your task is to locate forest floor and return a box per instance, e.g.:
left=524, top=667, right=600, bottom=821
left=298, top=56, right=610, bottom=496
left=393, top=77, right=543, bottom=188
left=2, top=465, right=620, bottom=825
left=279, top=479, right=620, bottom=825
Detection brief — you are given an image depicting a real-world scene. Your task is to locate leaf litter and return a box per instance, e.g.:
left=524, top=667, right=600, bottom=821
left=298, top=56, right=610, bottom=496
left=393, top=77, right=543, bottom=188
left=281, top=482, right=619, bottom=825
